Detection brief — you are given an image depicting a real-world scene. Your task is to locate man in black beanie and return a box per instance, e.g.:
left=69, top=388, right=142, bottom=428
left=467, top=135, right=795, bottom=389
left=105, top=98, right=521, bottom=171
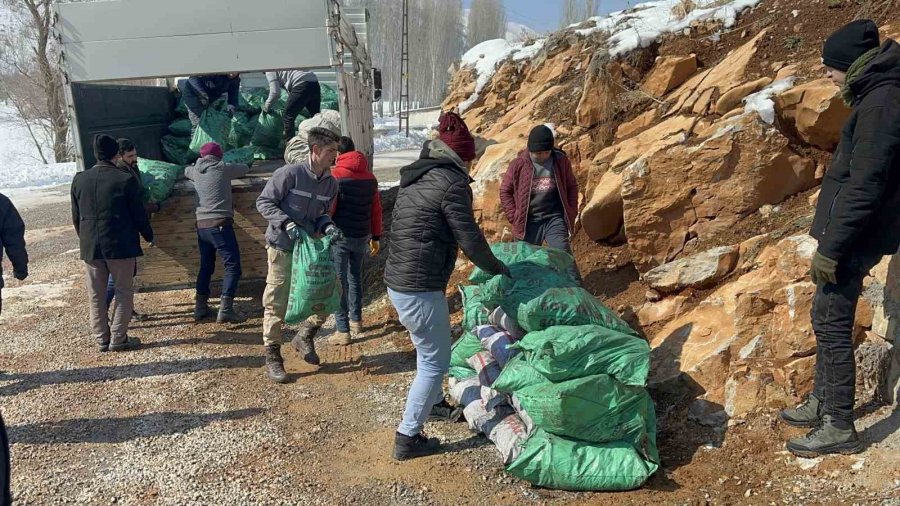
left=71, top=134, right=154, bottom=353
left=781, top=19, right=900, bottom=457
left=500, top=124, right=580, bottom=281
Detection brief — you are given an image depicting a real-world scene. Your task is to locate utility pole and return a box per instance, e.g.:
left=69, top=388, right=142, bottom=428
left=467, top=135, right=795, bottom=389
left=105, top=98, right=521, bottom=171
left=399, top=0, right=410, bottom=136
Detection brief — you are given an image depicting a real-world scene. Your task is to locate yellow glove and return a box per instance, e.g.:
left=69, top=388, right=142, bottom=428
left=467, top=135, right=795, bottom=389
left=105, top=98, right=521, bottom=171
left=370, top=239, right=380, bottom=256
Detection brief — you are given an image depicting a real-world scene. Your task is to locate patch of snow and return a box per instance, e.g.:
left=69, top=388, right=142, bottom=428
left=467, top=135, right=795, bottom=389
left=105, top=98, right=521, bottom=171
left=373, top=117, right=431, bottom=154
left=378, top=181, right=399, bottom=191
left=458, top=39, right=545, bottom=113
left=0, top=105, right=75, bottom=191
left=743, top=78, right=795, bottom=124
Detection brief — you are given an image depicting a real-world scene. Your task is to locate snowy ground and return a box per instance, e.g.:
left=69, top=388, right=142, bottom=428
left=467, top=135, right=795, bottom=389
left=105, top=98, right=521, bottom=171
left=373, top=116, right=431, bottom=154
left=0, top=105, right=75, bottom=192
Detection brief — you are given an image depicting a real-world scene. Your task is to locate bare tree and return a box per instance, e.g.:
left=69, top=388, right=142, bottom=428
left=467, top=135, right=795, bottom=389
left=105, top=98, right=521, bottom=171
left=0, top=0, right=71, bottom=163
left=467, top=0, right=507, bottom=48
left=561, top=0, right=600, bottom=27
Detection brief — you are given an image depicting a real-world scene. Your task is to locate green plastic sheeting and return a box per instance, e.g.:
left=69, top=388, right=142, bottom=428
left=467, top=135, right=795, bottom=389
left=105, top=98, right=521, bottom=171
left=320, top=83, right=339, bottom=111
left=168, top=118, right=193, bottom=137
left=161, top=135, right=195, bottom=166
left=505, top=429, right=659, bottom=492
left=513, top=325, right=650, bottom=387
left=460, top=284, right=493, bottom=332
left=223, top=147, right=255, bottom=167
left=285, top=230, right=341, bottom=325
left=518, top=287, right=639, bottom=337
left=251, top=111, right=284, bottom=150
left=450, top=331, right=481, bottom=369
left=189, top=109, right=232, bottom=156
left=138, top=158, right=183, bottom=204
left=480, top=262, right=578, bottom=319
left=511, top=373, right=654, bottom=444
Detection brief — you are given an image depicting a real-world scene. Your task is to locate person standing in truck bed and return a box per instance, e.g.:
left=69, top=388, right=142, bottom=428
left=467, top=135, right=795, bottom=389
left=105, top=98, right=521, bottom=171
left=179, top=73, right=241, bottom=133
left=263, top=70, right=321, bottom=143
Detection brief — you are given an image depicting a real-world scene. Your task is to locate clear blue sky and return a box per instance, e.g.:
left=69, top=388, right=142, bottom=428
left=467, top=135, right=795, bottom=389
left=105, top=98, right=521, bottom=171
left=462, top=0, right=634, bottom=33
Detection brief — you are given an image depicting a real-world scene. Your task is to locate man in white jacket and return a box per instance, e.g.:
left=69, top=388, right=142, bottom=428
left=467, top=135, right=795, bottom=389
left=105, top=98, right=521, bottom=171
left=264, top=70, right=321, bottom=143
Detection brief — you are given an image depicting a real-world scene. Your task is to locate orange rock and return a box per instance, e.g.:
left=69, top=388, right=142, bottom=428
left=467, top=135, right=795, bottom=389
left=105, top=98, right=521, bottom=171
left=714, top=77, right=772, bottom=115
left=640, top=54, right=698, bottom=97
left=773, top=78, right=850, bottom=151
left=642, top=245, right=741, bottom=293
left=615, top=110, right=657, bottom=140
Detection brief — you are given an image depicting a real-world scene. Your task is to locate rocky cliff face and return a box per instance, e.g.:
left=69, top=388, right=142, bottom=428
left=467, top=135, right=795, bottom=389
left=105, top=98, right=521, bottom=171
left=441, top=1, right=900, bottom=418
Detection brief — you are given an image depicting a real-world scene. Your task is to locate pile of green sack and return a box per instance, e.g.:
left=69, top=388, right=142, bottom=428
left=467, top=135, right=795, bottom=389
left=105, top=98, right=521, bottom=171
left=447, top=242, right=659, bottom=492
left=145, top=83, right=340, bottom=204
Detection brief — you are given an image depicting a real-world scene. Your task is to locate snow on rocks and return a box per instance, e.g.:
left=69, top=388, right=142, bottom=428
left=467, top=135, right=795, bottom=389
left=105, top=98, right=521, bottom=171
left=458, top=39, right=546, bottom=113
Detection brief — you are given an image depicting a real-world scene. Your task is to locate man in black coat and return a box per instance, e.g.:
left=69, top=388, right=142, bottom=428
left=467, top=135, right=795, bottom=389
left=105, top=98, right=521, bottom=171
left=384, top=114, right=509, bottom=461
left=71, top=134, right=154, bottom=352
left=781, top=20, right=900, bottom=457
left=0, top=192, right=28, bottom=316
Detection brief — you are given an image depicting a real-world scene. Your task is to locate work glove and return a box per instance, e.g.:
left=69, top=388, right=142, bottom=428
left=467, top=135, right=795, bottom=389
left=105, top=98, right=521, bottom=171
left=370, top=239, right=380, bottom=256
left=324, top=224, right=344, bottom=242
left=13, top=270, right=27, bottom=281
left=227, top=105, right=236, bottom=116
left=809, top=252, right=838, bottom=286
left=285, top=222, right=303, bottom=241
left=199, top=94, right=209, bottom=107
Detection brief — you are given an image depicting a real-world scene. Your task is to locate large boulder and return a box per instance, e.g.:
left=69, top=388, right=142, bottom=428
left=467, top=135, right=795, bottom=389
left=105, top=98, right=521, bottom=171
left=869, top=255, right=900, bottom=343
left=648, top=235, right=873, bottom=417
left=470, top=141, right=521, bottom=240
left=773, top=78, right=851, bottom=151
left=642, top=245, right=740, bottom=293
left=621, top=113, right=817, bottom=271
left=580, top=170, right=624, bottom=241
left=641, top=54, right=698, bottom=97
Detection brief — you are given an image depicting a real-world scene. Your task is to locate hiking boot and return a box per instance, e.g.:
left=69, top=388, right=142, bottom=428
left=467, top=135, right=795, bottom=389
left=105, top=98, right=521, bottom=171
left=265, top=345, right=288, bottom=384
left=350, top=321, right=363, bottom=335
left=393, top=431, right=441, bottom=461
left=217, top=296, right=246, bottom=324
left=780, top=395, right=822, bottom=428
left=109, top=336, right=141, bottom=352
left=98, top=341, right=110, bottom=353
left=429, top=399, right=463, bottom=422
left=330, top=331, right=351, bottom=346
left=291, top=322, right=321, bottom=365
left=132, top=310, right=148, bottom=322
left=194, top=294, right=213, bottom=322
left=786, top=415, right=863, bottom=457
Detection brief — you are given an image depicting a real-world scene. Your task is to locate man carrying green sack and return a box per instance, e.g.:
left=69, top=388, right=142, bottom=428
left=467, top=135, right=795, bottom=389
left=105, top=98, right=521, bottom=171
left=178, top=73, right=241, bottom=134
left=256, top=127, right=343, bottom=384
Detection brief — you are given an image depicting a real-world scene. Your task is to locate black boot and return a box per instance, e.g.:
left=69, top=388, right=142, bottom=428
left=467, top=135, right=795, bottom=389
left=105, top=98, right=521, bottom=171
left=265, top=345, right=288, bottom=384
left=429, top=399, right=463, bottom=422
left=393, top=432, right=441, bottom=461
left=291, top=321, right=321, bottom=365
left=786, top=415, right=863, bottom=457
left=217, top=296, right=246, bottom=324
left=194, top=294, right=213, bottom=322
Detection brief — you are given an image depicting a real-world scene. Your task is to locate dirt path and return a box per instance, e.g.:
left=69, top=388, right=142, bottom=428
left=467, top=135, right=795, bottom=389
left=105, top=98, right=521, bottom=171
left=0, top=194, right=897, bottom=505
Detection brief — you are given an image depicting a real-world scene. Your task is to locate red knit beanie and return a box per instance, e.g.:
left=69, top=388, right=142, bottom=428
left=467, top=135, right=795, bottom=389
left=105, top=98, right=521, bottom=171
left=438, top=111, right=476, bottom=162
left=199, top=142, right=223, bottom=159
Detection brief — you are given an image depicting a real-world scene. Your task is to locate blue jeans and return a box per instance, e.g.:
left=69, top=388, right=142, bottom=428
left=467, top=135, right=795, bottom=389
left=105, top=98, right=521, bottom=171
left=106, top=263, right=138, bottom=306
left=196, top=223, right=242, bottom=298
left=333, top=235, right=369, bottom=332
left=388, top=288, right=452, bottom=437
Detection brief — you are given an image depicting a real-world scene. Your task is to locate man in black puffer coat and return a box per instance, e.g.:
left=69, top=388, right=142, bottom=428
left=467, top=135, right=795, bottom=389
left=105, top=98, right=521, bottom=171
left=385, top=114, right=509, bottom=461
left=781, top=19, right=900, bottom=457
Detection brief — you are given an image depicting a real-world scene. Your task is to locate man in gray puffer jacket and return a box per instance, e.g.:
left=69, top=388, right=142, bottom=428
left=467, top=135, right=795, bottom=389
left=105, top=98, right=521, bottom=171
left=264, top=70, right=321, bottom=143
left=185, top=142, right=251, bottom=324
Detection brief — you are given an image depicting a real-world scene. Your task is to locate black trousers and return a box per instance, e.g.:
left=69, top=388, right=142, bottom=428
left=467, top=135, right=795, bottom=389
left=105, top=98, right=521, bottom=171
left=283, top=81, right=322, bottom=142
left=811, top=251, right=883, bottom=424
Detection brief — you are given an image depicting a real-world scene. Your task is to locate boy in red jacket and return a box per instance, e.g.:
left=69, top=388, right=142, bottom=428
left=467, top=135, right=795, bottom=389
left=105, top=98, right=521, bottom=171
left=329, top=136, right=383, bottom=345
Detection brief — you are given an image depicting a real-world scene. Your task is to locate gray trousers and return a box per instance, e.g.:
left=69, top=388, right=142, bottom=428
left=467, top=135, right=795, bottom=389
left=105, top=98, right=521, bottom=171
left=525, top=214, right=582, bottom=283
left=85, top=258, right=136, bottom=346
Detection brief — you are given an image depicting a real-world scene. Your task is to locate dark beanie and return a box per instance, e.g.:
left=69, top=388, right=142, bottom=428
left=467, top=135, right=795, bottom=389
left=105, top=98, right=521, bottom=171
left=528, top=125, right=554, bottom=152
left=438, top=111, right=477, bottom=162
left=823, top=19, right=880, bottom=72
left=93, top=134, right=119, bottom=162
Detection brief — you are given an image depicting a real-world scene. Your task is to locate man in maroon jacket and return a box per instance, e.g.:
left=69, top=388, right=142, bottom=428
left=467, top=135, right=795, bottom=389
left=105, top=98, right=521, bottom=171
left=500, top=125, right=580, bottom=276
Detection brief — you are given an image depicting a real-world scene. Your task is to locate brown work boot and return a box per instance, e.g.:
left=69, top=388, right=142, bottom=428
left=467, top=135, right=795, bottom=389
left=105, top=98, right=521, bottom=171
left=350, top=321, right=363, bottom=334
left=265, top=345, right=288, bottom=384
left=330, top=331, right=351, bottom=346
left=291, top=320, right=321, bottom=365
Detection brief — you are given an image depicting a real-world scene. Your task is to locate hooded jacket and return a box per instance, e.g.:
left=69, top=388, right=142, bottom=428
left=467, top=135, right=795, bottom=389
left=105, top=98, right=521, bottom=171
left=811, top=40, right=900, bottom=260
left=384, top=140, right=504, bottom=293
left=0, top=193, right=27, bottom=292
left=185, top=156, right=251, bottom=224
left=499, top=149, right=579, bottom=240
left=331, top=151, right=383, bottom=239
left=256, top=159, right=336, bottom=252
left=71, top=161, right=154, bottom=261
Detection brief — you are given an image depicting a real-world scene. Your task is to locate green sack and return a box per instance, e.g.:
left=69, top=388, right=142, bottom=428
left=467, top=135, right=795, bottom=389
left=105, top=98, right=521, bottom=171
left=252, top=145, right=283, bottom=161
left=518, top=287, right=638, bottom=337
left=460, top=284, right=493, bottom=332
left=228, top=111, right=254, bottom=149
left=175, top=97, right=188, bottom=117
left=449, top=365, right=477, bottom=380
left=505, top=429, right=659, bottom=491
left=492, top=354, right=549, bottom=392
left=161, top=135, right=195, bottom=166
left=469, top=242, right=541, bottom=283
left=189, top=109, right=232, bottom=156
left=514, top=325, right=650, bottom=387
left=251, top=111, right=284, bottom=150
left=138, top=158, right=183, bottom=204
left=285, top=230, right=341, bottom=325
left=168, top=118, right=193, bottom=137
left=512, top=374, right=654, bottom=444
left=320, top=83, right=339, bottom=111
left=223, top=147, right=255, bottom=167
left=450, top=331, right=481, bottom=369
left=242, top=89, right=269, bottom=114
left=480, top=262, right=578, bottom=319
